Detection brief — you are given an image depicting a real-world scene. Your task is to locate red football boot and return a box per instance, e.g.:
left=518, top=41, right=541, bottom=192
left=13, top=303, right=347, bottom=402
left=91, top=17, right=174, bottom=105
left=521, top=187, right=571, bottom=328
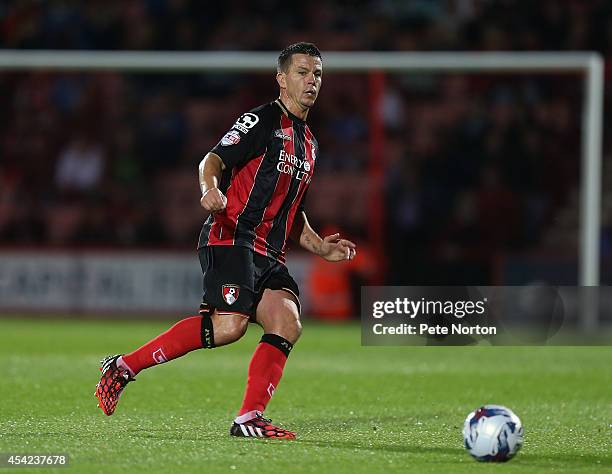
left=230, top=412, right=296, bottom=439
left=95, top=355, right=135, bottom=416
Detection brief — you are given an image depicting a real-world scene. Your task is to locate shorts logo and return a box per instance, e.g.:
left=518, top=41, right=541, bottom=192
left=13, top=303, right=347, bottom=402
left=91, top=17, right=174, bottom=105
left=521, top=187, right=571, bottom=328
left=233, top=113, right=259, bottom=133
left=220, top=130, right=241, bottom=146
left=274, top=129, right=292, bottom=141
left=222, top=284, right=240, bottom=305
left=152, top=348, right=168, bottom=364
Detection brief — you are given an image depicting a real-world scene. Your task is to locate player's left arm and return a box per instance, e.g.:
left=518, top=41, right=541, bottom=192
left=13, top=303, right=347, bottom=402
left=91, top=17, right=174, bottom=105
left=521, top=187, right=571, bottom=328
left=290, top=211, right=356, bottom=262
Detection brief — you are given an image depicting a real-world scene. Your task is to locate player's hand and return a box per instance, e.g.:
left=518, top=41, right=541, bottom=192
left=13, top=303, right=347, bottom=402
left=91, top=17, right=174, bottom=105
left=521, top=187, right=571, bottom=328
left=319, top=233, right=357, bottom=262
left=200, top=188, right=227, bottom=213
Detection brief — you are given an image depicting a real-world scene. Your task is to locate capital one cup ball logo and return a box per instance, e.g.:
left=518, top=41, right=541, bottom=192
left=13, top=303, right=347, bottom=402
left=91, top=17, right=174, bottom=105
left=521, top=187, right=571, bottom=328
left=222, top=284, right=240, bottom=305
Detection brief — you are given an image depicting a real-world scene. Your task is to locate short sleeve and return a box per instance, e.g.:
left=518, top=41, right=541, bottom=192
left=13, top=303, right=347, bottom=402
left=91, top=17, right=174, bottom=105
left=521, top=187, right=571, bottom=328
left=211, top=110, right=270, bottom=169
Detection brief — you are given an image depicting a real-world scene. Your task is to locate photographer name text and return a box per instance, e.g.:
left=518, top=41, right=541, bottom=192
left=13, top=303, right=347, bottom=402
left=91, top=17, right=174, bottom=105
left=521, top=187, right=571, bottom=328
left=371, top=298, right=496, bottom=336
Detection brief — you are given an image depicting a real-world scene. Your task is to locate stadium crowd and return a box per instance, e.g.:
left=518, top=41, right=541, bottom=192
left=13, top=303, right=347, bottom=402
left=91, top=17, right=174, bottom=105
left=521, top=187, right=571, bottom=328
left=1, top=0, right=611, bottom=285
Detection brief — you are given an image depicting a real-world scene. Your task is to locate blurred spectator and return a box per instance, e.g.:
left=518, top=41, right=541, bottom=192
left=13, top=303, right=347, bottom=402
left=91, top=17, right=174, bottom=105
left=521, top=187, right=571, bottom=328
left=55, top=132, right=105, bottom=193
left=0, top=0, right=610, bottom=285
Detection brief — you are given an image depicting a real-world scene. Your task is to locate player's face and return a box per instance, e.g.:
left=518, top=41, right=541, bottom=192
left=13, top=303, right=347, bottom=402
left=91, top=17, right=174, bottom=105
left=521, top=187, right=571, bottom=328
left=280, top=54, right=323, bottom=110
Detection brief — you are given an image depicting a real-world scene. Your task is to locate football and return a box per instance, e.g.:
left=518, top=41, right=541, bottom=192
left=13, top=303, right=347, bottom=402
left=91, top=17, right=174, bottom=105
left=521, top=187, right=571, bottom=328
left=462, top=405, right=524, bottom=462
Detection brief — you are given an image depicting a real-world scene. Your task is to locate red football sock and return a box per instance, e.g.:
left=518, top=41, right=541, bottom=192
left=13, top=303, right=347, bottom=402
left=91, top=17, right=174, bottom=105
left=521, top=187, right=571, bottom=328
left=237, top=336, right=291, bottom=418
left=120, top=316, right=203, bottom=376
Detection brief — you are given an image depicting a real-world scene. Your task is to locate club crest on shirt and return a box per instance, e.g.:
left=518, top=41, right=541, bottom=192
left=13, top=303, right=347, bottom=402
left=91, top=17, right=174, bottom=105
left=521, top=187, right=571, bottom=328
left=307, top=138, right=317, bottom=160
left=220, top=130, right=241, bottom=146
left=222, top=284, right=240, bottom=305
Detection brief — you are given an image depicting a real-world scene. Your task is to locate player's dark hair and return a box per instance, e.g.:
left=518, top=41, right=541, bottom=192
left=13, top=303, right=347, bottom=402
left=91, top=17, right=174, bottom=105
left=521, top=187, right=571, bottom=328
left=277, top=42, right=322, bottom=72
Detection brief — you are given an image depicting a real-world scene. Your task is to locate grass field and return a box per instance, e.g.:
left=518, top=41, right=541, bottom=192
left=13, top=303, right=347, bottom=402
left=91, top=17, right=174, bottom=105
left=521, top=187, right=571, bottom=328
left=0, top=318, right=610, bottom=473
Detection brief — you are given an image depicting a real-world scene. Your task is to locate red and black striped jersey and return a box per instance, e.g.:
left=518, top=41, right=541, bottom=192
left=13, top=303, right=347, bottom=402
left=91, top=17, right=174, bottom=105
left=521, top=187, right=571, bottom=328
left=198, top=100, right=317, bottom=263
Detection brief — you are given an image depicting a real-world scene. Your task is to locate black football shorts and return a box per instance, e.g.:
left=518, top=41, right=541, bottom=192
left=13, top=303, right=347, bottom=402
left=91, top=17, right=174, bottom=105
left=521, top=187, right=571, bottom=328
left=198, top=245, right=300, bottom=320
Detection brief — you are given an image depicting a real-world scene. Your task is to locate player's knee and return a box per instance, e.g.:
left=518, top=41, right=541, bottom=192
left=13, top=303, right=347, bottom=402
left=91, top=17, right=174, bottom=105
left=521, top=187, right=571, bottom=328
left=225, top=316, right=249, bottom=343
left=228, top=319, right=249, bottom=343
left=257, top=290, right=302, bottom=343
left=267, top=314, right=302, bottom=345
left=211, top=312, right=249, bottom=346
left=289, top=318, right=303, bottom=342
left=289, top=319, right=302, bottom=344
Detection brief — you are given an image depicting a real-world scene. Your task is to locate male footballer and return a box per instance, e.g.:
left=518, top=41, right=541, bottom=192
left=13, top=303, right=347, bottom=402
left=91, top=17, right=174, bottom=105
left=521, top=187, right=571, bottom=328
left=95, top=42, right=356, bottom=439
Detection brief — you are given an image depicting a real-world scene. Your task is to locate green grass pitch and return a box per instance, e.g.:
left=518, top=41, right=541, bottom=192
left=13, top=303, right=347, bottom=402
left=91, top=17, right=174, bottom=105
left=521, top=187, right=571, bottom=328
left=0, top=318, right=610, bottom=473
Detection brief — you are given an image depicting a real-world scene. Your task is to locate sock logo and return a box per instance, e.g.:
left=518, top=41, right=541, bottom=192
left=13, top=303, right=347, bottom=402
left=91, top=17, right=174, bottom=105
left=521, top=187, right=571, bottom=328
left=267, top=383, right=276, bottom=398
left=222, top=284, right=240, bottom=305
left=152, top=348, right=168, bottom=364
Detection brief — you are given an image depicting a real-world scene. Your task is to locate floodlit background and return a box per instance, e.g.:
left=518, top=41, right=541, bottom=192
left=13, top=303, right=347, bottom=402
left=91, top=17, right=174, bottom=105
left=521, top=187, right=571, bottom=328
left=2, top=1, right=612, bottom=319
left=0, top=3, right=610, bottom=473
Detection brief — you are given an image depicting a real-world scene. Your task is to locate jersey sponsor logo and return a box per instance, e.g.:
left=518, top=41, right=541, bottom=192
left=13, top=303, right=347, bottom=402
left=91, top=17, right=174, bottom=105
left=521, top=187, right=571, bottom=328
left=222, top=284, right=240, bottom=305
left=152, top=348, right=168, bottom=364
left=274, top=129, right=292, bottom=141
left=233, top=113, right=259, bottom=133
left=220, top=130, right=241, bottom=146
left=277, top=149, right=312, bottom=183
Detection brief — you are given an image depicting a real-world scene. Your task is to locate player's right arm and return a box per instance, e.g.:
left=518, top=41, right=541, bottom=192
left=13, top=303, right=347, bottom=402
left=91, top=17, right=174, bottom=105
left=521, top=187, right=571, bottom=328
left=199, top=152, right=227, bottom=213
left=199, top=107, right=270, bottom=213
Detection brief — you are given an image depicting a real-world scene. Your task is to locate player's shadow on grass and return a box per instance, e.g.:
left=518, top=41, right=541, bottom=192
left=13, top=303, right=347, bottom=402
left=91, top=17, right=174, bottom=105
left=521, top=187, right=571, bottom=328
left=518, top=452, right=612, bottom=468
left=296, top=439, right=462, bottom=456
left=297, top=440, right=611, bottom=468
